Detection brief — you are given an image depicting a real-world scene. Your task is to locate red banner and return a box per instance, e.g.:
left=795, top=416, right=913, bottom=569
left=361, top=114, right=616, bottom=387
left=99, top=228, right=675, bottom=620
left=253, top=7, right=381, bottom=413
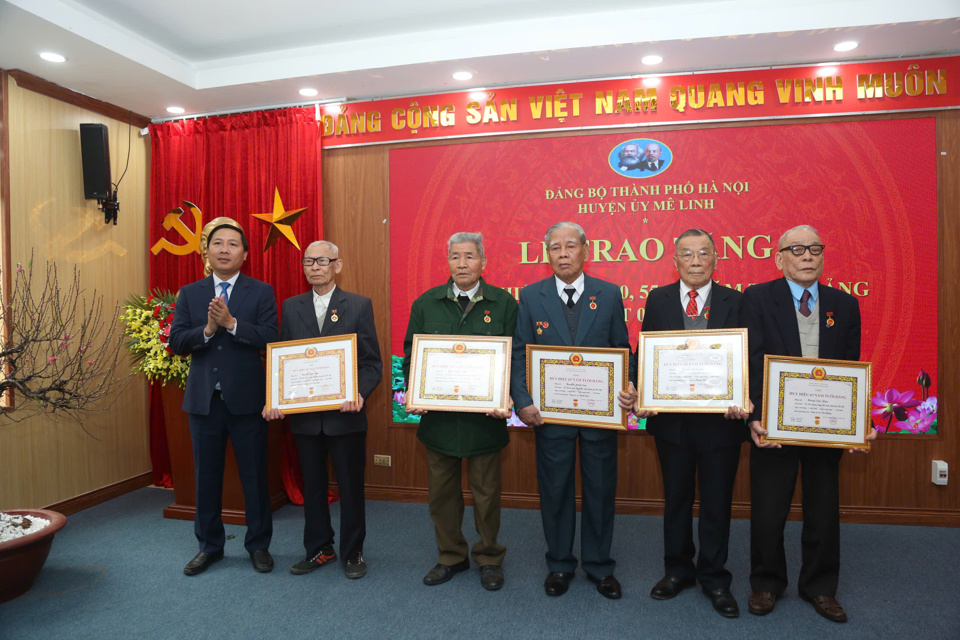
left=323, top=57, right=958, bottom=148
left=389, top=118, right=939, bottom=433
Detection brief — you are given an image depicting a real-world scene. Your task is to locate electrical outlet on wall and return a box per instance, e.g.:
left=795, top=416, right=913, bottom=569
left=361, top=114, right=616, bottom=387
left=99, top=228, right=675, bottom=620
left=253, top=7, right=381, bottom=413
left=374, top=455, right=392, bottom=467
left=932, top=460, right=948, bottom=486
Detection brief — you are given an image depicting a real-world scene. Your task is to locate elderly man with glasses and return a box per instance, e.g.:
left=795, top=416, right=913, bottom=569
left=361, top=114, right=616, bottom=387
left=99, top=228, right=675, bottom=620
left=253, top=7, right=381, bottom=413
left=635, top=228, right=750, bottom=618
left=742, top=225, right=876, bottom=623
left=263, top=240, right=383, bottom=579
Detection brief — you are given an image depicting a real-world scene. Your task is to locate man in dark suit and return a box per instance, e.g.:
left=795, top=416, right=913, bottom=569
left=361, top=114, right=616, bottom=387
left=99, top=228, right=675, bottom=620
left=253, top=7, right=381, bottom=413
left=743, top=225, right=876, bottom=623
left=640, top=143, right=666, bottom=172
left=263, top=240, right=382, bottom=579
left=169, top=223, right=279, bottom=576
left=511, top=221, right=637, bottom=600
left=402, top=232, right=517, bottom=591
left=636, top=228, right=750, bottom=618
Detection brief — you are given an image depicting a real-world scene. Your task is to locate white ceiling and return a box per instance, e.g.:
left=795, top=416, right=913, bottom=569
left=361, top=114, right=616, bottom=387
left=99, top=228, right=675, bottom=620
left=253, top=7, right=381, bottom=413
left=0, top=0, right=958, bottom=121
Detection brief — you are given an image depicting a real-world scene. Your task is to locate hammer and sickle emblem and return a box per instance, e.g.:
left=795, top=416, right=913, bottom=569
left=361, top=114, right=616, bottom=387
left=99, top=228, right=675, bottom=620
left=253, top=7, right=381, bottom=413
left=150, top=200, right=203, bottom=256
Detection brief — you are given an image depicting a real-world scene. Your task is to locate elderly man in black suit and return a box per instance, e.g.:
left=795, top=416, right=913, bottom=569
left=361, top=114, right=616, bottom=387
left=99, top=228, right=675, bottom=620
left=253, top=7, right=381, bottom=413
left=511, top=221, right=637, bottom=600
left=635, top=229, right=750, bottom=618
left=743, top=225, right=876, bottom=623
left=263, top=240, right=383, bottom=579
left=169, top=223, right=278, bottom=576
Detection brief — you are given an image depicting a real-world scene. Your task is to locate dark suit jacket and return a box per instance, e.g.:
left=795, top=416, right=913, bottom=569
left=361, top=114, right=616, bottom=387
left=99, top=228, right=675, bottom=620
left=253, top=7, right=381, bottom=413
left=511, top=273, right=634, bottom=411
left=279, top=287, right=383, bottom=436
left=640, top=281, right=747, bottom=449
left=742, top=278, right=861, bottom=424
left=640, top=159, right=665, bottom=171
left=169, top=273, right=278, bottom=416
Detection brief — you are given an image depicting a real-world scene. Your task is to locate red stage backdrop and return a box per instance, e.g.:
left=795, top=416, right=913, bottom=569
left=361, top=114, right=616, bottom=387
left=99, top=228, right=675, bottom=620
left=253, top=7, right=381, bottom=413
left=148, top=107, right=323, bottom=495
left=389, top=118, right=939, bottom=433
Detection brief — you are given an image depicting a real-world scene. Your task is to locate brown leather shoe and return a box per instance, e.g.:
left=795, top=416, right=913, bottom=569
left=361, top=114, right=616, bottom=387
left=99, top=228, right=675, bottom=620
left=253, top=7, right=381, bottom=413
left=748, top=591, right=777, bottom=615
left=802, top=594, right=848, bottom=623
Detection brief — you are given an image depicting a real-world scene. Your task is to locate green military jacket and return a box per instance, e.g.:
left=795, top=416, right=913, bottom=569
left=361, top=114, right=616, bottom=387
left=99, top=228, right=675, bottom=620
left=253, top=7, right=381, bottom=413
left=402, top=278, right=519, bottom=457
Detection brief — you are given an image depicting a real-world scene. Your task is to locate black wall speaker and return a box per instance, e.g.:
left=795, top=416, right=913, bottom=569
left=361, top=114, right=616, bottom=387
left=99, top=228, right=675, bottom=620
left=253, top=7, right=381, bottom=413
left=79, top=123, right=112, bottom=200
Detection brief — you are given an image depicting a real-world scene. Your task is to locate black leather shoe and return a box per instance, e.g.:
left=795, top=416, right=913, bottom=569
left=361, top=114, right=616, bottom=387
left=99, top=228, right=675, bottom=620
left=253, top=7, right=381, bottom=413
left=544, top=571, right=574, bottom=596
left=183, top=550, right=223, bottom=576
left=479, top=565, right=504, bottom=591
left=650, top=575, right=695, bottom=600
left=423, top=560, right=470, bottom=585
left=588, top=574, right=622, bottom=600
left=250, top=549, right=274, bottom=573
left=704, top=587, right=740, bottom=618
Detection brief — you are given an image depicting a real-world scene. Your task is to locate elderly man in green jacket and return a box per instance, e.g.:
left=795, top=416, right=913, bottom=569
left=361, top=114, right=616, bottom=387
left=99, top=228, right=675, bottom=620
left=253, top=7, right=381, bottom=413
left=402, top=232, right=518, bottom=591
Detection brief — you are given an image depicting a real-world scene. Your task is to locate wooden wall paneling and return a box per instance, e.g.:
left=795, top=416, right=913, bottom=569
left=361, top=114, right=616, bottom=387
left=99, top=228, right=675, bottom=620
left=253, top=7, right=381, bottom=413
left=6, top=70, right=151, bottom=129
left=0, top=76, right=151, bottom=510
left=934, top=109, right=959, bottom=513
left=327, top=112, right=959, bottom=526
left=1, top=70, right=12, bottom=410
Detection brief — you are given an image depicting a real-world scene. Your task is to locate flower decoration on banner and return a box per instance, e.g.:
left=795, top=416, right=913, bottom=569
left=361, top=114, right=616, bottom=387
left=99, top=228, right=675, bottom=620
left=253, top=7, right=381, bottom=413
left=120, top=290, right=190, bottom=388
left=871, top=369, right=937, bottom=434
left=251, top=187, right=308, bottom=252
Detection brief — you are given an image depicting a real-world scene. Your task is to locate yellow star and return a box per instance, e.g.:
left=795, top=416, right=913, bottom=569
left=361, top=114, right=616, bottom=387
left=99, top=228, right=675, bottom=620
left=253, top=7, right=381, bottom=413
left=251, top=188, right=308, bottom=252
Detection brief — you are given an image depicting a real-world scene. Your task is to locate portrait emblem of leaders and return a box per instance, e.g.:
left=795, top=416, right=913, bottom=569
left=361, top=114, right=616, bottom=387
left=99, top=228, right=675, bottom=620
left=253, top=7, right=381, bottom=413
left=609, top=139, right=672, bottom=178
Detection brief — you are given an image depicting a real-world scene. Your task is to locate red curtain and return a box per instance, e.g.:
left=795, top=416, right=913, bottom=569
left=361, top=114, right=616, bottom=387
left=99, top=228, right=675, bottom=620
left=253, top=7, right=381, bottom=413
left=148, top=107, right=323, bottom=503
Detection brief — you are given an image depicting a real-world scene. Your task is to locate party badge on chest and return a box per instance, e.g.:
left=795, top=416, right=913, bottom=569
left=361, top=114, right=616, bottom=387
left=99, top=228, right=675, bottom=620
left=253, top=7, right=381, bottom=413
left=826, top=311, right=834, bottom=327
left=484, top=309, right=491, bottom=323
left=589, top=296, right=597, bottom=310
left=331, top=309, right=339, bottom=322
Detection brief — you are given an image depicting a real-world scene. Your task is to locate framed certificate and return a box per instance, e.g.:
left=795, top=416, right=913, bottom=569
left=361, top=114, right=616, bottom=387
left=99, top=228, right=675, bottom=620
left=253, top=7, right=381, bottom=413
left=405, top=335, right=512, bottom=413
left=526, top=345, right=629, bottom=430
left=265, top=335, right=358, bottom=414
left=637, top=328, right=748, bottom=413
left=761, top=355, right=872, bottom=450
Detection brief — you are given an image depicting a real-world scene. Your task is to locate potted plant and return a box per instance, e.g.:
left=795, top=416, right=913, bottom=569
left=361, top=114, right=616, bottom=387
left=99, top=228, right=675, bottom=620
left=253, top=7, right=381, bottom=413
left=0, top=259, right=129, bottom=602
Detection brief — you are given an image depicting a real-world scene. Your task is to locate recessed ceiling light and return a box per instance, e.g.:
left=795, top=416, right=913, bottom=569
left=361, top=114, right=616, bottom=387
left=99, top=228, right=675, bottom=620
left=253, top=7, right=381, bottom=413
left=452, top=71, right=473, bottom=81
left=641, top=55, right=663, bottom=66
left=39, top=52, right=65, bottom=63
left=166, top=106, right=185, bottom=115
left=834, top=41, right=858, bottom=52
left=299, top=88, right=318, bottom=97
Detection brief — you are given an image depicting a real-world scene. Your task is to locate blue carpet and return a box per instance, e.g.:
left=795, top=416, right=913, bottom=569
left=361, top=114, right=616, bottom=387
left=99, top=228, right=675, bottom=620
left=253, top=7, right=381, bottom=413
left=2, top=487, right=959, bottom=639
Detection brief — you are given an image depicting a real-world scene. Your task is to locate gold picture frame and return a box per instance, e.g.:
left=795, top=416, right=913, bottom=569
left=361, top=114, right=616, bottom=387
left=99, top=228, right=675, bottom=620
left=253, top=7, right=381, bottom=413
left=761, top=354, right=872, bottom=450
left=637, top=328, right=748, bottom=413
left=265, top=334, right=358, bottom=414
left=405, top=334, right=512, bottom=413
left=526, top=344, right=629, bottom=430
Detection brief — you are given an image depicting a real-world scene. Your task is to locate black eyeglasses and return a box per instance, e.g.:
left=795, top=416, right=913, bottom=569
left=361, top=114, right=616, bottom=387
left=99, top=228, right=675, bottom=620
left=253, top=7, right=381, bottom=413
left=302, top=257, right=338, bottom=266
left=779, top=244, right=825, bottom=256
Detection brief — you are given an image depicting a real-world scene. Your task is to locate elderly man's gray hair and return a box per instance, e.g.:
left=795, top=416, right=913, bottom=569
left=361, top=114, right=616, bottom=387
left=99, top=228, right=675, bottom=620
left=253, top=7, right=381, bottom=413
left=306, top=240, right=339, bottom=256
left=674, top=228, right=715, bottom=249
left=544, top=222, right=587, bottom=246
left=778, top=225, right=821, bottom=248
left=448, top=232, right=484, bottom=258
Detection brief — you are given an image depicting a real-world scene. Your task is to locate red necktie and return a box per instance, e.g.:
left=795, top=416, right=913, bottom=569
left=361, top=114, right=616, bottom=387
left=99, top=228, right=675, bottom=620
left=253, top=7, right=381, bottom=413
left=799, top=290, right=812, bottom=317
left=686, top=290, right=698, bottom=318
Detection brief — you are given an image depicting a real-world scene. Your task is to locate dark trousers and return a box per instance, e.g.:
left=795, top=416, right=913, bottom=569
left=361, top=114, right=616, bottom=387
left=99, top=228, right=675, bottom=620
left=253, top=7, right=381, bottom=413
left=294, top=430, right=366, bottom=560
left=535, top=424, right=617, bottom=579
left=750, top=444, right=842, bottom=598
left=425, top=447, right=506, bottom=567
left=189, top=394, right=272, bottom=554
left=655, top=438, right=741, bottom=591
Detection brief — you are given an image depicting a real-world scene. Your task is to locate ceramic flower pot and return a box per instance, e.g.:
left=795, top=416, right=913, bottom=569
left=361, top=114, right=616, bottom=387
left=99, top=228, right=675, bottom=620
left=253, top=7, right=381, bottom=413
left=0, top=509, right=67, bottom=604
